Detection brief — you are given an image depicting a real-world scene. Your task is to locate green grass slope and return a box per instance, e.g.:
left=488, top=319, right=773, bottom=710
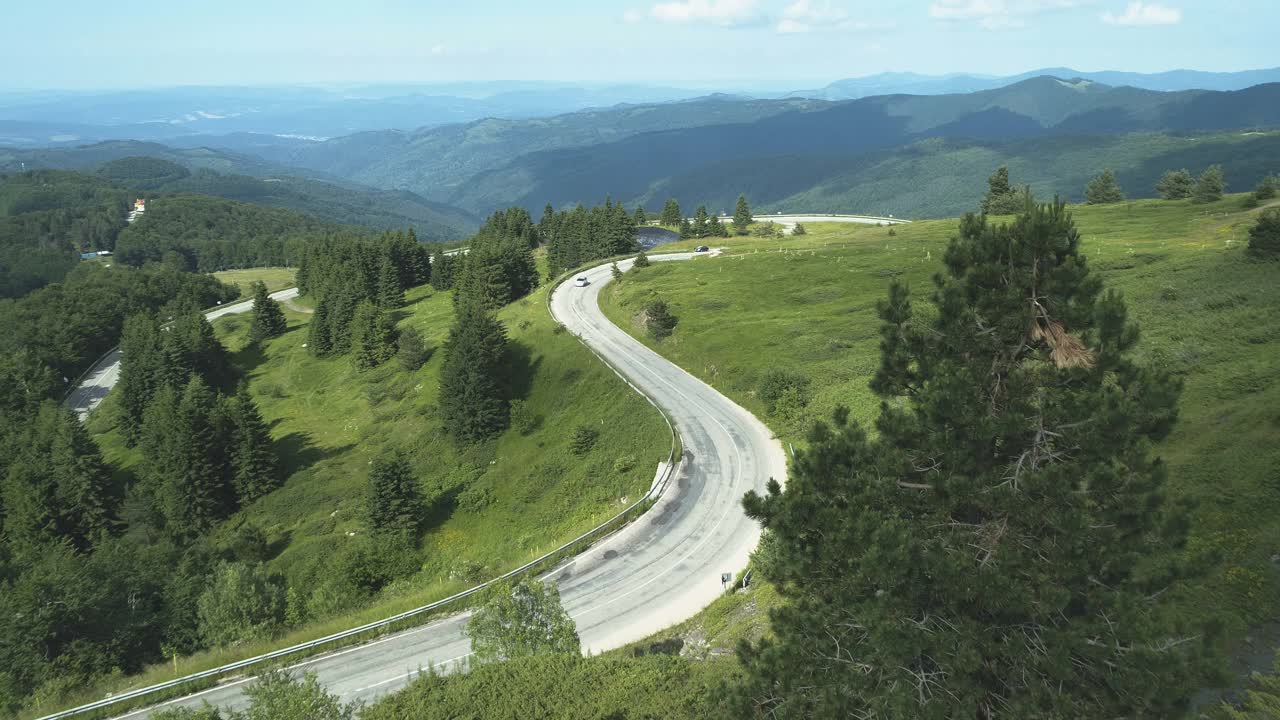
left=602, top=195, right=1280, bottom=650
left=78, top=273, right=669, bottom=693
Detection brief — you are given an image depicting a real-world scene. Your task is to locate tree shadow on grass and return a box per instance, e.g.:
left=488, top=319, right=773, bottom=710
left=506, top=340, right=543, bottom=401
left=272, top=430, right=356, bottom=477
left=420, top=484, right=465, bottom=535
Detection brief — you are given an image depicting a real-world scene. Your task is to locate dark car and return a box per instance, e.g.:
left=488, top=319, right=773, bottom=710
left=694, top=245, right=709, bottom=253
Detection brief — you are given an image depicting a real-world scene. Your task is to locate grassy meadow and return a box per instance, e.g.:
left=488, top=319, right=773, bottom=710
left=75, top=267, right=670, bottom=700
left=211, top=266, right=298, bottom=295
left=603, top=195, right=1280, bottom=663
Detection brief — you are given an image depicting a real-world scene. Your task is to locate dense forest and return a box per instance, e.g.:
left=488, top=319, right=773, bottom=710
left=540, top=199, right=637, bottom=277
left=114, top=194, right=334, bottom=272
left=0, top=171, right=131, bottom=297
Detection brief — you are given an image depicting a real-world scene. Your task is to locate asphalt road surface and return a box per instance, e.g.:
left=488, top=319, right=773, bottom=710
left=91, top=253, right=785, bottom=717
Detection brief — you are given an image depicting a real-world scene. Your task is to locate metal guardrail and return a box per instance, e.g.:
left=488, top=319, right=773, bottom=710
left=40, top=263, right=681, bottom=720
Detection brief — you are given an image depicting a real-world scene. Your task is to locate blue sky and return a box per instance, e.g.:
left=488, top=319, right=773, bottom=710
left=4, top=0, right=1276, bottom=90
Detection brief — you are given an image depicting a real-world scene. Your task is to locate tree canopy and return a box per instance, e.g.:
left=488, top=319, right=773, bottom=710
left=467, top=579, right=580, bottom=664
left=735, top=198, right=1212, bottom=718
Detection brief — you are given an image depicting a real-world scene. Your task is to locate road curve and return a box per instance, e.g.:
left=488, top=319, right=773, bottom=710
left=64, top=288, right=301, bottom=420
left=90, top=254, right=785, bottom=717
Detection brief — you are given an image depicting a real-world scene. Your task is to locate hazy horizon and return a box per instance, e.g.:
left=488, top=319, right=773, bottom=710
left=5, top=1, right=1277, bottom=91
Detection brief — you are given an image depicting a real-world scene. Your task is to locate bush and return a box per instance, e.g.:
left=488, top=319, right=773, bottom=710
left=1192, top=164, right=1226, bottom=203
left=510, top=398, right=539, bottom=434
left=791, top=223, right=807, bottom=236
left=570, top=425, right=599, bottom=456
left=757, top=369, right=811, bottom=414
left=1254, top=174, right=1279, bottom=202
left=643, top=299, right=678, bottom=339
left=1248, top=208, right=1280, bottom=257
left=751, top=222, right=781, bottom=238
left=612, top=454, right=638, bottom=474
left=633, top=251, right=651, bottom=268
left=196, top=562, right=285, bottom=648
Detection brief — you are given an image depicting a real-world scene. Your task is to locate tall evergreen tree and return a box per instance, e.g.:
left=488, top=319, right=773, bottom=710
left=633, top=206, right=647, bottom=225
left=709, top=214, right=729, bottom=238
left=375, top=252, right=404, bottom=309
left=118, top=313, right=165, bottom=444
left=366, top=451, right=420, bottom=534
left=396, top=326, right=429, bottom=371
left=146, top=377, right=236, bottom=539
left=678, top=217, right=693, bottom=239
left=1084, top=168, right=1125, bottom=204
left=248, top=281, right=287, bottom=345
left=2, top=402, right=120, bottom=554
left=733, top=194, right=753, bottom=235
left=430, top=249, right=455, bottom=291
left=227, top=385, right=279, bottom=504
left=308, top=299, right=333, bottom=355
left=1156, top=168, right=1194, bottom=200
left=438, top=300, right=510, bottom=443
left=1193, top=164, right=1227, bottom=203
left=692, top=206, right=710, bottom=238
left=735, top=199, right=1211, bottom=718
left=659, top=198, right=683, bottom=227
left=349, top=301, right=398, bottom=370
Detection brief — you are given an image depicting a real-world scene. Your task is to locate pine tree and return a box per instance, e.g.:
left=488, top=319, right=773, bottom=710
left=227, top=385, right=279, bottom=504
left=349, top=301, right=398, bottom=370
left=168, top=310, right=228, bottom=388
left=659, top=198, right=683, bottom=227
left=118, top=313, right=165, bottom=445
left=366, top=451, right=420, bottom=534
left=733, top=194, right=753, bottom=235
left=982, top=165, right=1024, bottom=214
left=396, top=326, right=429, bottom=371
left=643, top=299, right=677, bottom=339
left=1254, top=174, right=1280, bottom=202
left=734, top=199, right=1212, bottom=718
left=1248, top=208, right=1280, bottom=257
left=1156, top=168, right=1195, bottom=199
left=709, top=214, right=729, bottom=238
left=1193, top=164, right=1227, bottom=203
left=308, top=298, right=333, bottom=355
left=692, top=206, right=710, bottom=238
left=611, top=262, right=624, bottom=281
left=148, top=377, right=236, bottom=539
left=633, top=250, right=651, bottom=268
left=1, top=402, right=120, bottom=554
left=633, top=206, right=647, bottom=225
left=438, top=300, right=510, bottom=443
left=430, top=249, right=455, bottom=291
left=1084, top=168, right=1125, bottom=204
left=376, top=252, right=404, bottom=309
left=248, top=281, right=287, bottom=345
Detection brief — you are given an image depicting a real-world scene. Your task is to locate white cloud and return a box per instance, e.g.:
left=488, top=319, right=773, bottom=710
left=775, top=0, right=893, bottom=33
left=429, top=44, right=448, bottom=56
left=648, top=0, right=764, bottom=26
left=929, top=0, right=1090, bottom=30
left=1101, top=2, right=1181, bottom=25
left=623, top=8, right=645, bottom=23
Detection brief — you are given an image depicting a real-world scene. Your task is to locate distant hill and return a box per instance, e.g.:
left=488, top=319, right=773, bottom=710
left=792, top=67, right=1280, bottom=100
left=246, top=97, right=832, bottom=202
left=442, top=78, right=1280, bottom=214
left=0, top=142, right=478, bottom=239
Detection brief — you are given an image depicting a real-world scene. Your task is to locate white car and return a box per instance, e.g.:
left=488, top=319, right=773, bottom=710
left=574, top=276, right=589, bottom=287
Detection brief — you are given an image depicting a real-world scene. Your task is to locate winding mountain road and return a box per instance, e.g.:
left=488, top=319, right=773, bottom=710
left=74, top=253, right=785, bottom=718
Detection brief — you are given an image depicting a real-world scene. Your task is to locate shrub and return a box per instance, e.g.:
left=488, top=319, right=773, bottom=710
left=643, top=299, right=678, bottom=339
left=196, top=562, right=285, bottom=647
left=633, top=251, right=651, bottom=268
left=1192, top=164, right=1226, bottom=203
left=791, top=223, right=807, bottom=236
left=612, top=454, right=637, bottom=474
left=757, top=369, right=811, bottom=414
left=510, top=398, right=539, bottom=434
left=1253, top=174, right=1279, bottom=202
left=751, top=222, right=781, bottom=238
left=1248, top=208, right=1280, bottom=257
left=570, top=425, right=599, bottom=456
